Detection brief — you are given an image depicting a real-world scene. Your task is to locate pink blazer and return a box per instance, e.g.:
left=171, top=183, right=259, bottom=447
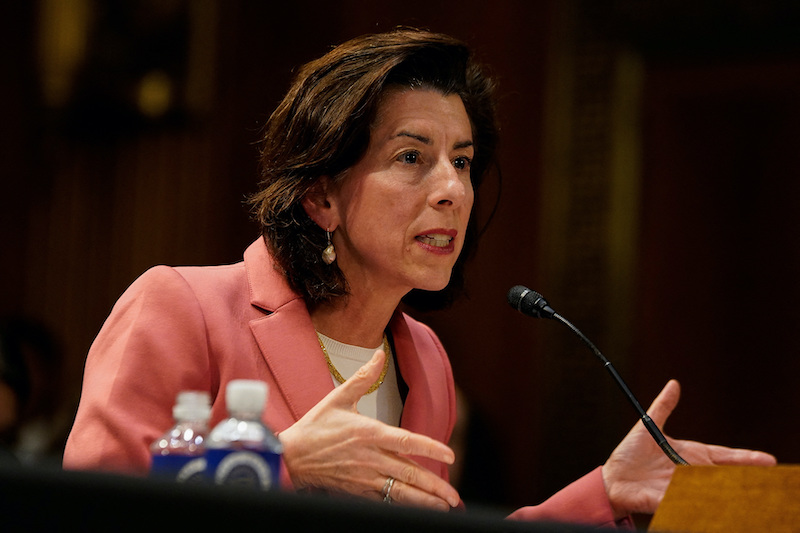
left=63, top=239, right=622, bottom=527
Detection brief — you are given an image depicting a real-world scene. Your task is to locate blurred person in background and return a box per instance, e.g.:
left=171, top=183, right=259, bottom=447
left=0, top=317, right=70, bottom=467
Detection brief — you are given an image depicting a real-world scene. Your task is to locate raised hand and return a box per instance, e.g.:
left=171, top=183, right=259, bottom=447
left=602, top=379, right=777, bottom=518
left=278, top=349, right=461, bottom=510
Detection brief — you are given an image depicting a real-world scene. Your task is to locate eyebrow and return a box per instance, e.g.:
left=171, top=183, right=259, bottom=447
left=395, top=131, right=474, bottom=150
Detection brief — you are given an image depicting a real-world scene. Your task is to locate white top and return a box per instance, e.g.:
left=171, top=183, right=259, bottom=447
left=317, top=332, right=403, bottom=427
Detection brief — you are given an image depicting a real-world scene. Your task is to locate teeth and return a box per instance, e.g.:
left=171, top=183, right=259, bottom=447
left=417, top=234, right=452, bottom=247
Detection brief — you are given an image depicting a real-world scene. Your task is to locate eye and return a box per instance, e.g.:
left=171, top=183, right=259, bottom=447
left=397, top=150, right=420, bottom=165
left=453, top=156, right=472, bottom=170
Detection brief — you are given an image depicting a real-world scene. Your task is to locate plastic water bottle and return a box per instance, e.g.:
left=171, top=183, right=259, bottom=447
left=205, top=379, right=283, bottom=490
left=150, top=390, right=211, bottom=483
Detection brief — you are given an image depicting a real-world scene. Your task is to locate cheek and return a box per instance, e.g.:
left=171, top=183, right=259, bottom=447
left=344, top=178, right=403, bottom=219
left=350, top=199, right=411, bottom=231
left=344, top=193, right=415, bottom=246
left=366, top=185, right=421, bottom=226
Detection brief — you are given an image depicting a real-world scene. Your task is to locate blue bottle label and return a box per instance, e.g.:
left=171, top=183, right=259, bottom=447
left=150, top=455, right=208, bottom=483
left=205, top=449, right=281, bottom=490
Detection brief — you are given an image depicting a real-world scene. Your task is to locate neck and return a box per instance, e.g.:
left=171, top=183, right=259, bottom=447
left=310, top=288, right=402, bottom=348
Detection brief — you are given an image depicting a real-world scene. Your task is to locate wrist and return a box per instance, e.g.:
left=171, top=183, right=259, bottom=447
left=600, top=464, right=628, bottom=521
left=276, top=428, right=307, bottom=490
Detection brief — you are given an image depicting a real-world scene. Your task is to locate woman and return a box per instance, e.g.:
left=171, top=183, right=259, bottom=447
left=63, top=28, right=774, bottom=526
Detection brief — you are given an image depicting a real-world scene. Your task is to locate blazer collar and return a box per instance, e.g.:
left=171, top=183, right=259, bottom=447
left=243, top=236, right=300, bottom=312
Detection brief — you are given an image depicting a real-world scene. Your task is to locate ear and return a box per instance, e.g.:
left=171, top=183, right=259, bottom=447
left=301, top=177, right=338, bottom=230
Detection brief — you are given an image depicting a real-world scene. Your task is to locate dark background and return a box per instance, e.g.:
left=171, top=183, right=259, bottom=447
left=2, top=0, right=799, bottom=517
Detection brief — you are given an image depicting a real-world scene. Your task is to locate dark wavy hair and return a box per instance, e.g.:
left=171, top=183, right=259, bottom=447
left=249, top=28, right=499, bottom=310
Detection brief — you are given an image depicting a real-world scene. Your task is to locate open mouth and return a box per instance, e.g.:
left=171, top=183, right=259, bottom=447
left=415, top=234, right=454, bottom=247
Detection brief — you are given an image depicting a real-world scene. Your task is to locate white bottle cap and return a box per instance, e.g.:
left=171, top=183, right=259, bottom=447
left=226, top=380, right=268, bottom=415
left=173, top=390, right=211, bottom=421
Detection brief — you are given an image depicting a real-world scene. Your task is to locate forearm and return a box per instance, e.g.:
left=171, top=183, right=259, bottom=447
left=507, top=467, right=632, bottom=528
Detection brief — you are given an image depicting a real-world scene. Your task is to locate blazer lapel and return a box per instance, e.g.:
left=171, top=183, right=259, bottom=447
left=391, top=311, right=451, bottom=445
left=244, top=239, right=334, bottom=425
left=249, top=302, right=334, bottom=423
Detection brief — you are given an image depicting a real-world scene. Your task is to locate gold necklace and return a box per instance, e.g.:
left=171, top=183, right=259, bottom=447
left=316, top=333, right=391, bottom=395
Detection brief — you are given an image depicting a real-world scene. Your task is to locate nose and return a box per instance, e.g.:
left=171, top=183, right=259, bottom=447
left=428, top=162, right=470, bottom=209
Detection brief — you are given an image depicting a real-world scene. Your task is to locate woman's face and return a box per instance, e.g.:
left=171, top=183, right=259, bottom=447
left=328, top=88, right=475, bottom=299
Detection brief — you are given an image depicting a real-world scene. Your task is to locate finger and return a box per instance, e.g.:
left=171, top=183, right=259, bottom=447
left=376, top=424, right=455, bottom=465
left=379, top=475, right=455, bottom=511
left=646, top=379, right=681, bottom=429
left=681, top=441, right=778, bottom=467
left=381, top=454, right=460, bottom=508
left=326, top=349, right=387, bottom=408
left=711, top=446, right=778, bottom=466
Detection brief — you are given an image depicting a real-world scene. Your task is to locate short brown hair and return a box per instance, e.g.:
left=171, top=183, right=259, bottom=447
left=249, top=28, right=499, bottom=310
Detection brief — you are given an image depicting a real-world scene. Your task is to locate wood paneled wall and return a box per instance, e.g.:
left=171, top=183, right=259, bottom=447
left=2, top=0, right=799, bottom=513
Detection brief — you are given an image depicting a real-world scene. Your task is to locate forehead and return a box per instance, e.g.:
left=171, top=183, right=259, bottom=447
left=371, top=88, right=472, bottom=141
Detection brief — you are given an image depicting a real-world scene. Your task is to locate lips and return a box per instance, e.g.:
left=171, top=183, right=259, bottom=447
left=414, top=229, right=457, bottom=253
left=416, top=234, right=453, bottom=247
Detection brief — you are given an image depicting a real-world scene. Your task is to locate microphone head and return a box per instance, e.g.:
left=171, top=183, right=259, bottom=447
left=507, top=285, right=556, bottom=319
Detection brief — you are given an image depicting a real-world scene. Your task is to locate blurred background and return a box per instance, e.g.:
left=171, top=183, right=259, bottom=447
left=1, top=0, right=799, bottom=517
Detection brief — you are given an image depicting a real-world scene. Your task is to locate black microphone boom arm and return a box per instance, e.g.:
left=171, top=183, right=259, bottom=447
left=507, top=285, right=689, bottom=466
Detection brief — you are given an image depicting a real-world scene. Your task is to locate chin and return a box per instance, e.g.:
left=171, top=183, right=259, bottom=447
left=414, top=274, right=452, bottom=293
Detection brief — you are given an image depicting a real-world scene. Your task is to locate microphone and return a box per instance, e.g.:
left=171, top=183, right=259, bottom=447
left=507, top=285, right=689, bottom=466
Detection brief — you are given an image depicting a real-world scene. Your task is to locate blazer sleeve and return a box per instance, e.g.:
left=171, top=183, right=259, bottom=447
left=63, top=265, right=215, bottom=475
left=507, top=467, right=633, bottom=528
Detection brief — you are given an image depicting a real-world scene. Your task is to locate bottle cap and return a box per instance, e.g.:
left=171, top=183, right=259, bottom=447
left=226, top=380, right=268, bottom=415
left=173, top=390, right=211, bottom=421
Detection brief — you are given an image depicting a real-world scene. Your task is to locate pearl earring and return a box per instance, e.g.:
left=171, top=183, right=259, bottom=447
left=322, top=229, right=336, bottom=265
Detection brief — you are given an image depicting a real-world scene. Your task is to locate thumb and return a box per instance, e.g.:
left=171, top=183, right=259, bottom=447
left=328, top=349, right=387, bottom=408
left=646, top=379, right=681, bottom=429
